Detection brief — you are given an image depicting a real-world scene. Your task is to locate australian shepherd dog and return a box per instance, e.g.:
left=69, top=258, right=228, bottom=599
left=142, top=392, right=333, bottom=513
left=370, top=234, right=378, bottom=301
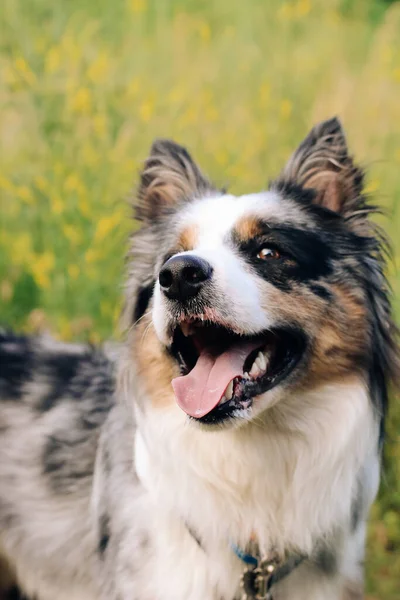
left=0, top=118, right=398, bottom=600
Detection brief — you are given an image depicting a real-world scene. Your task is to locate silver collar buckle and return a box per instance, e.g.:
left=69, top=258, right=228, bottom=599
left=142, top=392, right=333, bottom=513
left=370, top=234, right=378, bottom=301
left=240, top=554, right=281, bottom=600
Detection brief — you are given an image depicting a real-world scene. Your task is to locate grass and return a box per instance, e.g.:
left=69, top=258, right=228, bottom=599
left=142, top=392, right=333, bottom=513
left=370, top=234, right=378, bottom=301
left=0, top=0, right=399, bottom=596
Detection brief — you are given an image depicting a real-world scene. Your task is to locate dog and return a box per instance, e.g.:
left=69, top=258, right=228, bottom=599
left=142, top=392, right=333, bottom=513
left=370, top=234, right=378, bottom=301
left=0, top=117, right=398, bottom=600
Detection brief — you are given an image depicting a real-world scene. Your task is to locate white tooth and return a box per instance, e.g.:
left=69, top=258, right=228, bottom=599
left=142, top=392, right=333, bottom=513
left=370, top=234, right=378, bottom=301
left=225, top=380, right=234, bottom=400
left=243, top=372, right=250, bottom=380
left=262, top=350, right=270, bottom=366
left=256, top=352, right=266, bottom=372
left=250, top=362, right=261, bottom=378
left=219, top=395, right=228, bottom=405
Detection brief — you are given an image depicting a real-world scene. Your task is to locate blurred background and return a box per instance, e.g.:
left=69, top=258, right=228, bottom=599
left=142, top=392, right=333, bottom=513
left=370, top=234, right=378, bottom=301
left=1, top=0, right=399, bottom=596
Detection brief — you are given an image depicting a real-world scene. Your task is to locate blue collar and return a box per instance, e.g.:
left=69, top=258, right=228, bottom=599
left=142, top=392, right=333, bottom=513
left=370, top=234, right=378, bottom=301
left=231, top=542, right=258, bottom=566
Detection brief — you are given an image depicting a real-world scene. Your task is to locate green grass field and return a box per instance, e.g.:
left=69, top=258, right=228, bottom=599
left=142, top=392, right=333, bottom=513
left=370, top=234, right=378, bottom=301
left=1, top=0, right=399, bottom=596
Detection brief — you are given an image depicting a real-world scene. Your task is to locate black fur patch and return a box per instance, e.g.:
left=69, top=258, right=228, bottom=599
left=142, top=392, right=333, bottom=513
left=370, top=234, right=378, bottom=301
left=43, top=434, right=93, bottom=481
left=351, top=483, right=364, bottom=533
left=39, top=353, right=82, bottom=411
left=5, top=586, right=29, bottom=600
left=35, top=347, right=116, bottom=494
left=313, top=544, right=338, bottom=576
left=272, top=180, right=318, bottom=207
left=133, top=282, right=154, bottom=323
left=308, top=284, right=333, bottom=301
left=98, top=512, right=111, bottom=555
left=234, top=225, right=334, bottom=291
left=38, top=349, right=115, bottom=413
left=0, top=333, right=33, bottom=400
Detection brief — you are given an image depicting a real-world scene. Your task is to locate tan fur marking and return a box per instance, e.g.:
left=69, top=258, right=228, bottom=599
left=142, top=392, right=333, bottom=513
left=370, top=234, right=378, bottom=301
left=133, top=314, right=178, bottom=408
left=234, top=216, right=264, bottom=242
left=260, top=281, right=368, bottom=388
left=178, top=225, right=199, bottom=251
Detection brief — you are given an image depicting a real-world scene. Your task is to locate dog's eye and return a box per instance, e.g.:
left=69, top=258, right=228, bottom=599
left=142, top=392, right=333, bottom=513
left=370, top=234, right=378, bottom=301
left=257, top=247, right=281, bottom=260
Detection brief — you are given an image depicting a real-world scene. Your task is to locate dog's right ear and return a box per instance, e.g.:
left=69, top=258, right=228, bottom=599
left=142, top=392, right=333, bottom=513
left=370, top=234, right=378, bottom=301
left=136, top=140, right=212, bottom=222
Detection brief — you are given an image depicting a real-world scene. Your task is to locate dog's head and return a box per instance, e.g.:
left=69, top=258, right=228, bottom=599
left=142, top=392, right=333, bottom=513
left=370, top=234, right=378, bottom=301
left=126, top=118, right=397, bottom=430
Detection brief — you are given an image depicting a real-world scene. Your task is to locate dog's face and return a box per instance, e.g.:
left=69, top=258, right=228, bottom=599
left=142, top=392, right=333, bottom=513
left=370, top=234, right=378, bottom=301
left=128, top=118, right=395, bottom=429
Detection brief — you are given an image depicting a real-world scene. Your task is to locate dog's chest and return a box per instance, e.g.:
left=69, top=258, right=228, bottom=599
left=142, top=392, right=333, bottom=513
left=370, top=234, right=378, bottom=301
left=135, top=425, right=323, bottom=557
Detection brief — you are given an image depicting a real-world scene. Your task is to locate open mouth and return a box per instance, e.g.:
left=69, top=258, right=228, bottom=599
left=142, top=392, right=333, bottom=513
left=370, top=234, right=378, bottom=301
left=169, top=320, right=306, bottom=424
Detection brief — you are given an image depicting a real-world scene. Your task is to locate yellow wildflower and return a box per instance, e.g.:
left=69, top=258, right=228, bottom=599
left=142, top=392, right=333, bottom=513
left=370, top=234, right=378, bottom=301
left=205, top=105, right=219, bottom=122
left=34, top=176, right=49, bottom=192
left=85, top=248, right=99, bottom=264
left=129, top=0, right=147, bottom=14
left=82, top=143, right=99, bottom=167
left=364, top=179, right=380, bottom=194
left=277, top=3, right=294, bottom=21
left=127, top=78, right=140, bottom=97
left=63, top=224, right=82, bottom=246
left=198, top=21, right=211, bottom=43
left=93, top=114, right=107, bottom=139
left=214, top=149, right=229, bottom=167
left=51, top=194, right=64, bottom=215
left=87, top=53, right=110, bottom=84
left=296, top=0, right=311, bottom=17
left=12, top=234, right=32, bottom=265
left=139, top=99, right=154, bottom=123
left=89, top=331, right=101, bottom=344
left=259, top=82, right=271, bottom=108
left=79, top=197, right=91, bottom=218
left=54, top=162, right=64, bottom=175
left=17, top=186, right=34, bottom=205
left=15, top=57, right=36, bottom=85
left=64, top=174, right=85, bottom=195
left=3, top=64, right=18, bottom=86
left=30, top=252, right=55, bottom=289
left=280, top=99, right=292, bottom=120
left=0, top=176, right=14, bottom=191
left=45, top=47, right=61, bottom=74
left=94, top=213, right=122, bottom=243
left=70, top=87, right=92, bottom=115
left=68, top=264, right=80, bottom=280
left=57, top=317, right=73, bottom=341
left=181, top=106, right=197, bottom=125
left=392, top=68, right=400, bottom=83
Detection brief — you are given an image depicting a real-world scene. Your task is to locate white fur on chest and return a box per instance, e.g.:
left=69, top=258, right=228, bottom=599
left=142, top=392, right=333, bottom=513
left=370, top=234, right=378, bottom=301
left=134, top=380, right=377, bottom=599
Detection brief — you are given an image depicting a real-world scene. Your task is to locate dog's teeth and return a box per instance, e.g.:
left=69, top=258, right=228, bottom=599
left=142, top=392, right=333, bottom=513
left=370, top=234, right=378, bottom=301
left=243, top=372, right=250, bottom=380
left=219, top=395, right=229, bottom=405
left=225, top=380, right=234, bottom=400
left=249, top=362, right=261, bottom=378
left=255, top=351, right=266, bottom=373
left=263, top=349, right=271, bottom=362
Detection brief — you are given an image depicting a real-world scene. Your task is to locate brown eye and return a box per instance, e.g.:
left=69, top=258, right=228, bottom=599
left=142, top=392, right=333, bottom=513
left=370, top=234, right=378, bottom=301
left=257, top=247, right=281, bottom=260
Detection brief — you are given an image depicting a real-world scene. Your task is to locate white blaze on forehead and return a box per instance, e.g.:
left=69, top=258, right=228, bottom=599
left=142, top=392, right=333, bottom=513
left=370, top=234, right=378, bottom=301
left=170, top=192, right=283, bottom=335
left=179, top=191, right=282, bottom=246
left=153, top=191, right=285, bottom=344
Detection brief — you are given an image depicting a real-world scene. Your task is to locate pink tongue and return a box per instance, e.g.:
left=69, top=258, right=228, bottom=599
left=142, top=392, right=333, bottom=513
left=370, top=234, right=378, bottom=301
left=172, top=341, right=262, bottom=418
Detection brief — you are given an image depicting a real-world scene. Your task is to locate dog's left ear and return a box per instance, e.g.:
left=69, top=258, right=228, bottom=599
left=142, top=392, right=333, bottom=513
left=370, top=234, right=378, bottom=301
left=136, top=139, right=213, bottom=222
left=278, top=117, right=364, bottom=215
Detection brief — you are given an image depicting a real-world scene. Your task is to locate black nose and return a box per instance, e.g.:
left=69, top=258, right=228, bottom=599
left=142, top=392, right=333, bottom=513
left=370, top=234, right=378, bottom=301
left=159, top=255, right=213, bottom=301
